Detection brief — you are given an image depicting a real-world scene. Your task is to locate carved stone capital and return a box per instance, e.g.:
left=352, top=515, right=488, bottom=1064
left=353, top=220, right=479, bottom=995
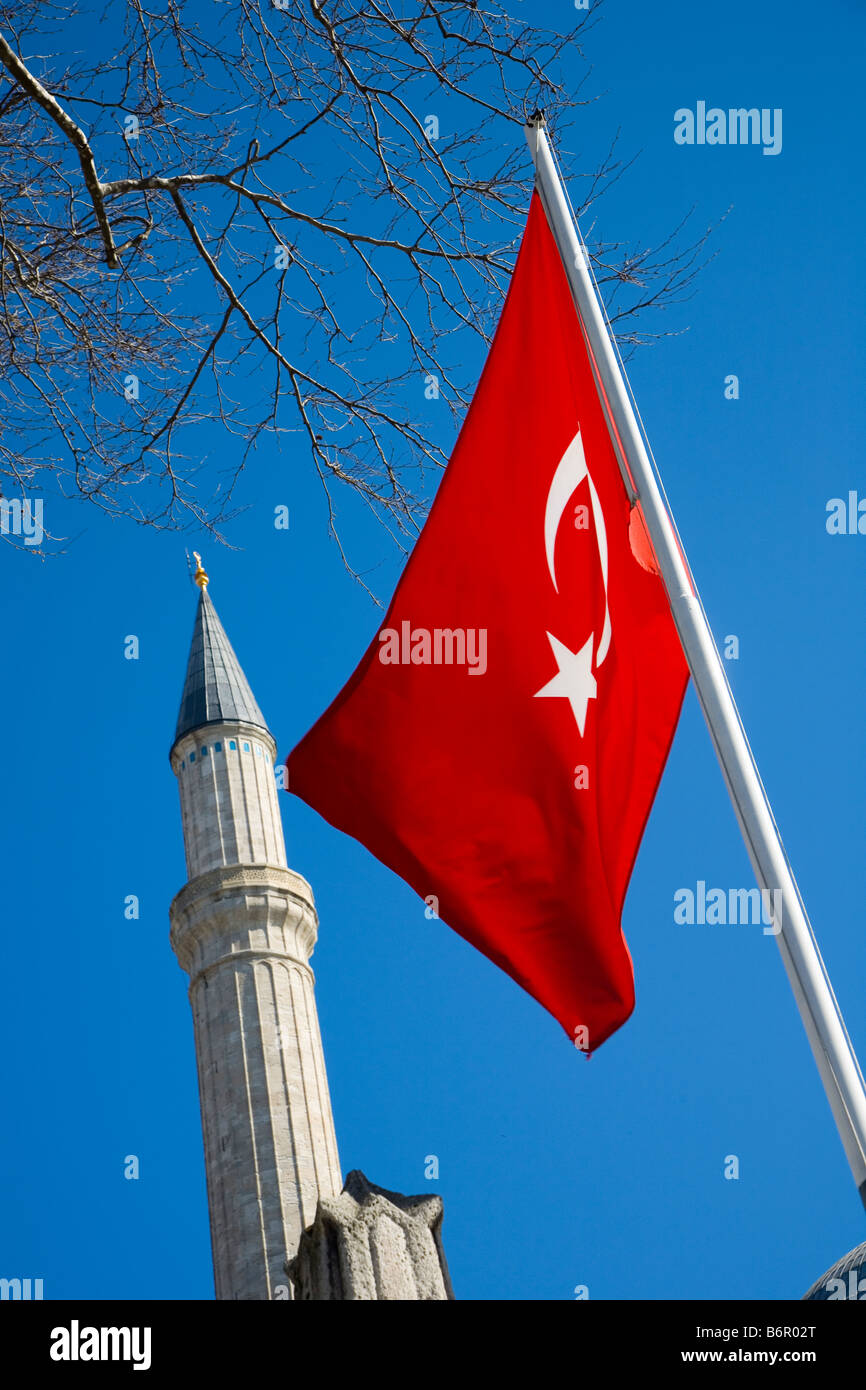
left=287, top=1171, right=455, bottom=1301
left=803, top=1240, right=866, bottom=1300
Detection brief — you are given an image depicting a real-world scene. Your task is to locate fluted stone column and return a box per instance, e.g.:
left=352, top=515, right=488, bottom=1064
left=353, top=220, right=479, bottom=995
left=169, top=578, right=342, bottom=1301
left=168, top=572, right=456, bottom=1303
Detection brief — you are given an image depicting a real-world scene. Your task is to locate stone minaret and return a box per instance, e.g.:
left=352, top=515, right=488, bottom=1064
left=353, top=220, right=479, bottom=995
left=168, top=555, right=341, bottom=1300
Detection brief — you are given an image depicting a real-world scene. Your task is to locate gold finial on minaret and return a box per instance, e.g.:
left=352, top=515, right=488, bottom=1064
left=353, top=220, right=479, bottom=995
left=192, top=551, right=209, bottom=590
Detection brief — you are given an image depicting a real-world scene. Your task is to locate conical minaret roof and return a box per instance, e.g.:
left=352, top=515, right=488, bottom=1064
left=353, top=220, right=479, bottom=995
left=173, top=574, right=269, bottom=748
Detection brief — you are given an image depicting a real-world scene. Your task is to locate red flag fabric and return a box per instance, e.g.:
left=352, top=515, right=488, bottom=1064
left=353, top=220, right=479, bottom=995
left=288, top=192, right=688, bottom=1051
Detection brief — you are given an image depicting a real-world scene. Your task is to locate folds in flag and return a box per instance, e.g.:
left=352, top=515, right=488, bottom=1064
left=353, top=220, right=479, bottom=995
left=288, top=192, right=689, bottom=1051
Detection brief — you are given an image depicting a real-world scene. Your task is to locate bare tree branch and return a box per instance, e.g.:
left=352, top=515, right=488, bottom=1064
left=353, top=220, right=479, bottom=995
left=0, top=30, right=119, bottom=268
left=0, top=0, right=711, bottom=575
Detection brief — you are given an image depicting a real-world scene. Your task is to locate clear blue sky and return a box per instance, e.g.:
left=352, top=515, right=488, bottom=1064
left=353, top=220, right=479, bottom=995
left=2, top=0, right=865, bottom=1299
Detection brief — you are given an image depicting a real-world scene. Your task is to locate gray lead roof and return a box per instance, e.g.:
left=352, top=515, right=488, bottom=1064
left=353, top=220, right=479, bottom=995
left=173, top=588, right=269, bottom=746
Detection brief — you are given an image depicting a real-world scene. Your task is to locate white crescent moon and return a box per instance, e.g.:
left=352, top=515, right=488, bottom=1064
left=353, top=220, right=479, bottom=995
left=543, top=430, right=611, bottom=668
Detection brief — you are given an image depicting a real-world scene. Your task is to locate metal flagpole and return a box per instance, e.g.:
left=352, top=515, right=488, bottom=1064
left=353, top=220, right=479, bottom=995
left=526, top=112, right=866, bottom=1207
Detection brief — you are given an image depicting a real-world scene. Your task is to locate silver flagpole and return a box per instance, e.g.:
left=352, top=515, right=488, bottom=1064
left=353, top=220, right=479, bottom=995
left=526, top=113, right=866, bottom=1207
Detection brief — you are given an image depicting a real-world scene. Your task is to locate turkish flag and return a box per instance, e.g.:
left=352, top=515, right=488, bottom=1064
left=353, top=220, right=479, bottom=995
left=288, top=192, right=688, bottom=1051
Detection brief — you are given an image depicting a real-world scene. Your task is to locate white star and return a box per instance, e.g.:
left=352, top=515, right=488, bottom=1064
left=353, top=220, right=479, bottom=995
left=534, top=632, right=597, bottom=737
